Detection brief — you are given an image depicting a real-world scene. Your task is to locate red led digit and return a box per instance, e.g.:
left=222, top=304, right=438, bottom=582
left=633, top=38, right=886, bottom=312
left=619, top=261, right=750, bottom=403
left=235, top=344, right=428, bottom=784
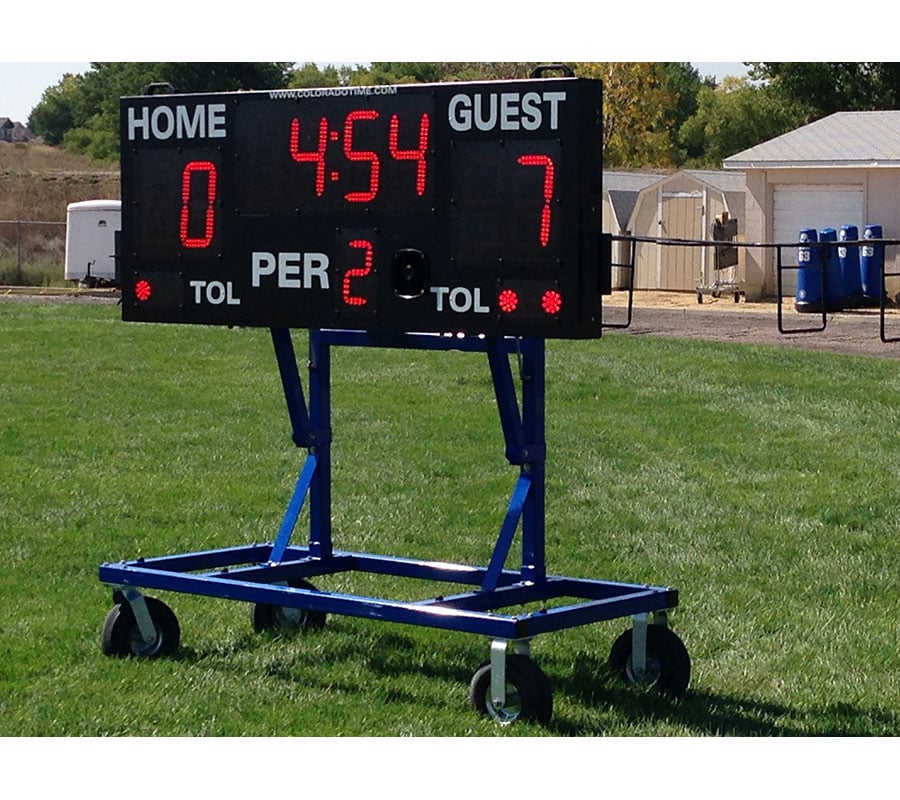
left=179, top=160, right=217, bottom=249
left=342, top=239, right=374, bottom=306
left=343, top=110, right=380, bottom=202
left=498, top=288, right=519, bottom=313
left=516, top=154, right=555, bottom=247
left=290, top=116, right=329, bottom=196
left=389, top=113, right=430, bottom=196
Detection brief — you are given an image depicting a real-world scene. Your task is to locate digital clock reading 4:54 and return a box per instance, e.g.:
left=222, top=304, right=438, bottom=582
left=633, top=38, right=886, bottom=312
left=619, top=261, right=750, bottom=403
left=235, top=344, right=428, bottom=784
left=119, top=75, right=607, bottom=338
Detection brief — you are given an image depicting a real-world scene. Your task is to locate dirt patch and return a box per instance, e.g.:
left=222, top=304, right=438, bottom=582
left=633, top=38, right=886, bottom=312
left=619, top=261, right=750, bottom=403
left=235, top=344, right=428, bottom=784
left=0, top=286, right=120, bottom=304
left=605, top=290, right=900, bottom=360
left=0, top=142, right=119, bottom=221
left=607, top=290, right=778, bottom=313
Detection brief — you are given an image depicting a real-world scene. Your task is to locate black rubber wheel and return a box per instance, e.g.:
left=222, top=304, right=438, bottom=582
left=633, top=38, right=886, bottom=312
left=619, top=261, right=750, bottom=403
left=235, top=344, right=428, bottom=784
left=101, top=595, right=180, bottom=658
left=250, top=578, right=326, bottom=633
left=608, top=624, right=690, bottom=697
left=468, top=653, right=553, bottom=725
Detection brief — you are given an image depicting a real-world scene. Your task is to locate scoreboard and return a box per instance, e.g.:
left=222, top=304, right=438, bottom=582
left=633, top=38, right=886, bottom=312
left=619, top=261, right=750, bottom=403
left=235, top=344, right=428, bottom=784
left=119, top=76, right=606, bottom=338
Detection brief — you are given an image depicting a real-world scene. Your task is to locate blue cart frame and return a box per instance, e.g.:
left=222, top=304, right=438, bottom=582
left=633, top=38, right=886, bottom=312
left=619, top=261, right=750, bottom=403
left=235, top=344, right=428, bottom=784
left=99, top=328, right=687, bottom=724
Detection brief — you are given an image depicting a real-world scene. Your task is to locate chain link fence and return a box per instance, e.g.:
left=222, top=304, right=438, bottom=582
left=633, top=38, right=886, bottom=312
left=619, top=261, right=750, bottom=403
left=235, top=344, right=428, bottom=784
left=0, top=219, right=67, bottom=286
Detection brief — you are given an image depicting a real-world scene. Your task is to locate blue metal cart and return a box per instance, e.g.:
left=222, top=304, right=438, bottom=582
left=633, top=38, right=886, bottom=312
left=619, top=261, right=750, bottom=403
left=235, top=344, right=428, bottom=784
left=100, top=327, right=689, bottom=725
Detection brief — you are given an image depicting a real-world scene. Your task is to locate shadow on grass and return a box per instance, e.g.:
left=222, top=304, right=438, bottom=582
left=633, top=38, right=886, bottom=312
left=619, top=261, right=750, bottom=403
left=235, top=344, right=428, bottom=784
left=171, top=623, right=480, bottom=694
left=167, top=627, right=896, bottom=737
left=548, top=653, right=899, bottom=737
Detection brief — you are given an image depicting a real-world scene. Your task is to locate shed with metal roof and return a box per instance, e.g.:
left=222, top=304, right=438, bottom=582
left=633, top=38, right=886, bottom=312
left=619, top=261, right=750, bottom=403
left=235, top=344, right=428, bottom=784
left=602, top=171, right=662, bottom=288
left=603, top=171, right=662, bottom=233
left=724, top=110, right=900, bottom=299
left=604, top=169, right=746, bottom=292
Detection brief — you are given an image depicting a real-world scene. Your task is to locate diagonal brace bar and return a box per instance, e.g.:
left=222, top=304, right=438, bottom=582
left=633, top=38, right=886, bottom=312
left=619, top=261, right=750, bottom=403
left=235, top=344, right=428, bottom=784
left=271, top=328, right=330, bottom=448
left=485, top=339, right=528, bottom=465
left=268, top=454, right=319, bottom=564
left=481, top=473, right=533, bottom=592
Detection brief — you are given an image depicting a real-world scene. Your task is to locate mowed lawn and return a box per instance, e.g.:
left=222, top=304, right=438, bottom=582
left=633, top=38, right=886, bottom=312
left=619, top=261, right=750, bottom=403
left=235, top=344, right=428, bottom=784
left=1, top=300, right=898, bottom=738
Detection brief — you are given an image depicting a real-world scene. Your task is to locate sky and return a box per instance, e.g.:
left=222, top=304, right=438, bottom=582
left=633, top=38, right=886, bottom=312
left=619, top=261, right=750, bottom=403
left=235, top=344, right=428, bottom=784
left=1, top=62, right=90, bottom=123
left=3, top=0, right=890, bottom=127
left=0, top=62, right=750, bottom=125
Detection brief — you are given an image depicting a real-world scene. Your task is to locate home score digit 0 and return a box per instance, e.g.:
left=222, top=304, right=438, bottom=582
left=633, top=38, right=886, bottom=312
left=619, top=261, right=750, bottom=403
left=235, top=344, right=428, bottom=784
left=119, top=76, right=607, bottom=338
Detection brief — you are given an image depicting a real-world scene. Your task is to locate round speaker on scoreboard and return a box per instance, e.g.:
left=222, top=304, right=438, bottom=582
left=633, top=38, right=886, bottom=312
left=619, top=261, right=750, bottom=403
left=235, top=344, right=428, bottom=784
left=392, top=249, right=429, bottom=299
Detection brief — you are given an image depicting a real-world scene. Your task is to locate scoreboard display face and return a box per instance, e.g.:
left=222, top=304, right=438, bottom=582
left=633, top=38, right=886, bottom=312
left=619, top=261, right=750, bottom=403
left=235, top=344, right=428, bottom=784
left=119, top=77, right=605, bottom=338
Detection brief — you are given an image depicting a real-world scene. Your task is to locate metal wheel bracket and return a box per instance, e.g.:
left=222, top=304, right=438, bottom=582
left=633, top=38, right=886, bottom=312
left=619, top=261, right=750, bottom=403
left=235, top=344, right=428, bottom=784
left=489, top=638, right=534, bottom=708
left=512, top=638, right=532, bottom=658
left=489, top=639, right=508, bottom=710
left=271, top=580, right=304, bottom=625
left=119, top=587, right=157, bottom=645
left=630, top=613, right=649, bottom=680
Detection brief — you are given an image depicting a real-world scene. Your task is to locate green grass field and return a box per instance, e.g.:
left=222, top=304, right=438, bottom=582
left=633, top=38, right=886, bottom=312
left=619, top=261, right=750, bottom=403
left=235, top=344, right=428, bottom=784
left=1, top=301, right=898, bottom=737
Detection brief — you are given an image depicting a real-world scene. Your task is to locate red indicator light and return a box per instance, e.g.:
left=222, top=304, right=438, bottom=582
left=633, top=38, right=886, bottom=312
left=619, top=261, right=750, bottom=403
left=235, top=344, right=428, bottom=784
left=498, top=288, right=519, bottom=313
left=541, top=289, right=563, bottom=315
left=135, top=279, right=152, bottom=302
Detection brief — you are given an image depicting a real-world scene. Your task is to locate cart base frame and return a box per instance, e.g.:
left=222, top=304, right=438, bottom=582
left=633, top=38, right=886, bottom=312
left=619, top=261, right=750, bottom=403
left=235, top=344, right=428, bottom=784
left=99, top=328, right=686, bottom=724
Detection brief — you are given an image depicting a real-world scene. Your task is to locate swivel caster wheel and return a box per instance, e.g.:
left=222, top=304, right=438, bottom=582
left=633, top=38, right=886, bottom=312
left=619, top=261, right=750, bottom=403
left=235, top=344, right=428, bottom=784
left=608, top=624, right=690, bottom=697
left=101, top=593, right=180, bottom=659
left=469, top=653, right=553, bottom=725
left=250, top=578, right=326, bottom=632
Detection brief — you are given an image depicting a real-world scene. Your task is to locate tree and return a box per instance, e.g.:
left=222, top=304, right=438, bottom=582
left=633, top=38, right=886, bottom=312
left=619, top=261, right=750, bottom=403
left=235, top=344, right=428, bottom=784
left=30, top=62, right=293, bottom=159
left=678, top=77, right=802, bottom=166
left=157, top=63, right=292, bottom=93
left=361, top=62, right=445, bottom=84
left=662, top=62, right=708, bottom=130
left=575, top=62, right=684, bottom=167
left=434, top=62, right=537, bottom=81
left=28, top=73, right=82, bottom=145
left=334, top=61, right=706, bottom=169
left=332, top=62, right=545, bottom=86
left=749, top=62, right=900, bottom=118
left=34, top=61, right=831, bottom=170
left=662, top=63, right=712, bottom=163
left=289, top=62, right=345, bottom=88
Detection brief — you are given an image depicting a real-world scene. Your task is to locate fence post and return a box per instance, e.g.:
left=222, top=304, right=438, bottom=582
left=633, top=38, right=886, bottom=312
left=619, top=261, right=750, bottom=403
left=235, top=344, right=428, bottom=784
left=16, top=221, right=23, bottom=284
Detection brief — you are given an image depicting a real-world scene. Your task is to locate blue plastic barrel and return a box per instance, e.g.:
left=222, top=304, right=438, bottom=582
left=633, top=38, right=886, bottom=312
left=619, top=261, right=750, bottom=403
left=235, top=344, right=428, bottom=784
left=860, top=224, right=884, bottom=305
left=819, top=228, right=844, bottom=311
left=838, top=225, right=863, bottom=308
left=795, top=228, right=823, bottom=313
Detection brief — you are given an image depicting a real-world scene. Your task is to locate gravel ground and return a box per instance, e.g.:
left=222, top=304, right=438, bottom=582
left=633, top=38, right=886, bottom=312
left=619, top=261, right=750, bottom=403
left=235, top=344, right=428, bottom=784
left=604, top=291, right=900, bottom=360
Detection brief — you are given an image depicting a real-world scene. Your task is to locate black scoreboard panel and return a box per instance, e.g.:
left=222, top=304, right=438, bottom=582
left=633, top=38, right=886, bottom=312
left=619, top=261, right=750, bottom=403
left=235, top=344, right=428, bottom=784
left=119, top=77, right=606, bottom=338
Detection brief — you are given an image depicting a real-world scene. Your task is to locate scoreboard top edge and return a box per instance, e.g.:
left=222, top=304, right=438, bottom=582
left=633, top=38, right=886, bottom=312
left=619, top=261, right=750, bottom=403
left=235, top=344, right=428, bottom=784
left=121, top=75, right=600, bottom=103
left=119, top=76, right=603, bottom=157
left=118, top=77, right=603, bottom=143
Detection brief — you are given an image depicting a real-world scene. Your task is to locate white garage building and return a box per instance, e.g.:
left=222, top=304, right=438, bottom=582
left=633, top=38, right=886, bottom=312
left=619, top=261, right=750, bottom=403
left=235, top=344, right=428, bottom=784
left=723, top=110, right=900, bottom=299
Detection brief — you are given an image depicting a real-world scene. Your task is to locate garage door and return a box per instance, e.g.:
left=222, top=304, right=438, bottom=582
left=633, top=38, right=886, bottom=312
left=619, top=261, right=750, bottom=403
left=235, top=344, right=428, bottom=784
left=774, top=185, right=864, bottom=294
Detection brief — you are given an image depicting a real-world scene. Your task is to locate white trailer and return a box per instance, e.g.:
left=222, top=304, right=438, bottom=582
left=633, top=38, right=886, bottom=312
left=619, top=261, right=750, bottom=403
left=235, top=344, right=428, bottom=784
left=64, top=200, right=121, bottom=284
